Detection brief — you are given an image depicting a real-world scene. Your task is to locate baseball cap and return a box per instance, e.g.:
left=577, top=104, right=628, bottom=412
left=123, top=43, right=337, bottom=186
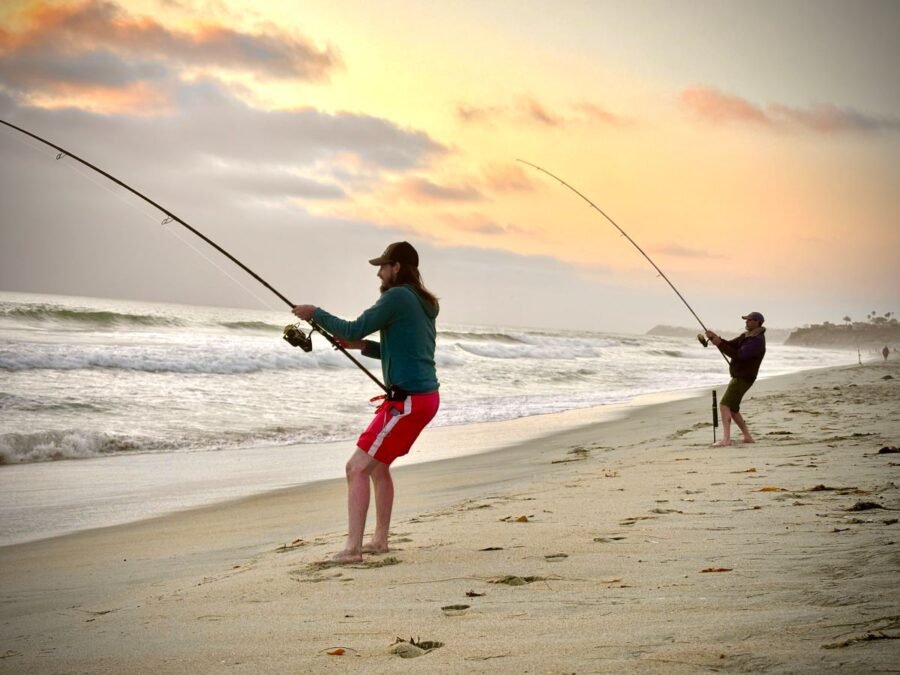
left=369, top=241, right=419, bottom=267
left=742, top=311, right=765, bottom=323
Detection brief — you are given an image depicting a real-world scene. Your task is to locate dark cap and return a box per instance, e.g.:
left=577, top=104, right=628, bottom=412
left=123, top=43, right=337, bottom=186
left=369, top=241, right=419, bottom=267
left=742, top=311, right=765, bottom=323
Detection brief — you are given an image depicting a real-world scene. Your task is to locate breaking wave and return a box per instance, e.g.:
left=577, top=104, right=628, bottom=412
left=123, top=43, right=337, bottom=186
left=0, top=430, right=148, bottom=464
left=1, top=302, right=184, bottom=328
left=0, top=423, right=359, bottom=465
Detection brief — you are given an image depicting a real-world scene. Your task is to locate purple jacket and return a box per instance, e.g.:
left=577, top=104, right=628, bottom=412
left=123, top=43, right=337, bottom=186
left=717, top=328, right=766, bottom=382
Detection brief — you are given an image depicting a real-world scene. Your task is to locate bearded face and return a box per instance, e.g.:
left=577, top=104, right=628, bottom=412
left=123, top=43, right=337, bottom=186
left=377, top=262, right=400, bottom=293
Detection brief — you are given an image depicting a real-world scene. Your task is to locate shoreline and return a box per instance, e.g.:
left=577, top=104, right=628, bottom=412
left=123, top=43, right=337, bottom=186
left=0, top=359, right=852, bottom=548
left=2, top=360, right=898, bottom=672
left=0, top=383, right=701, bottom=548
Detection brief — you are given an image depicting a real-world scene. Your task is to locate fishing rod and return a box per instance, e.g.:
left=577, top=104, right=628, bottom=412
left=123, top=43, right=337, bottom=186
left=518, top=159, right=729, bottom=364
left=0, top=118, right=389, bottom=394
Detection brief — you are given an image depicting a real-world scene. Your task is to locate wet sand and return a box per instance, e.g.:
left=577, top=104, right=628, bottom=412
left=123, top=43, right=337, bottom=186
left=1, top=361, right=898, bottom=672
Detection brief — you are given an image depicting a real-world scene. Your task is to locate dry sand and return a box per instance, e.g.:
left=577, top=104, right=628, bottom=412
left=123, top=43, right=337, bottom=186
left=2, top=361, right=899, bottom=673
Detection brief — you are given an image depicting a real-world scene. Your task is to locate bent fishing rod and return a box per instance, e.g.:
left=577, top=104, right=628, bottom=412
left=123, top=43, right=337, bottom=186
left=518, top=159, right=729, bottom=364
left=0, top=118, right=389, bottom=394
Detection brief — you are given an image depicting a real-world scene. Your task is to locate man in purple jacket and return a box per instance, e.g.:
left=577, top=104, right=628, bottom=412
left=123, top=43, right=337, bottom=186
left=705, top=312, right=767, bottom=447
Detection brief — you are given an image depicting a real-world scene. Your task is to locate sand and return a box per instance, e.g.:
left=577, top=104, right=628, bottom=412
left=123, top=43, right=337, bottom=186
left=1, top=361, right=899, bottom=673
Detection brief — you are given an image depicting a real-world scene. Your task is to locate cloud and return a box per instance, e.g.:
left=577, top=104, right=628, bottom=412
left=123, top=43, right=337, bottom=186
left=395, top=176, right=482, bottom=203
left=680, top=85, right=900, bottom=134
left=455, top=103, right=504, bottom=125
left=0, top=0, right=340, bottom=111
left=482, top=164, right=535, bottom=193
left=457, top=97, right=631, bottom=131
left=440, top=215, right=506, bottom=236
left=436, top=213, right=534, bottom=237
left=211, top=162, right=346, bottom=201
left=575, top=102, right=633, bottom=128
left=767, top=103, right=900, bottom=134
left=521, top=97, right=561, bottom=126
left=652, top=243, right=723, bottom=259
left=680, top=86, right=769, bottom=126
left=0, top=79, right=445, bottom=210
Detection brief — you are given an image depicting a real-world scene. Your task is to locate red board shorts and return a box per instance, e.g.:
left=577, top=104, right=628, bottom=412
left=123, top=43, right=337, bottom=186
left=358, top=391, right=440, bottom=465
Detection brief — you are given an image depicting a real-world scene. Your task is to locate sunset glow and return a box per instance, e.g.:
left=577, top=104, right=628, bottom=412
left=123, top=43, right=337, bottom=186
left=1, top=0, right=898, bottom=332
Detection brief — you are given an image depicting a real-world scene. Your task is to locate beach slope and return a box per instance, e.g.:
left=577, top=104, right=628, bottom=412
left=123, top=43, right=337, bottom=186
left=1, top=362, right=899, bottom=672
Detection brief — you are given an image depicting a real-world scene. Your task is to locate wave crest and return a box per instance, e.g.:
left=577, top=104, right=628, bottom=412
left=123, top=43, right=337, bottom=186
left=0, top=430, right=144, bottom=464
left=1, top=302, right=183, bottom=328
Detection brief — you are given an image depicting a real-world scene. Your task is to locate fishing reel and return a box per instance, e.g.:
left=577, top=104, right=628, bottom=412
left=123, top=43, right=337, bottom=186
left=697, top=333, right=709, bottom=348
left=283, top=323, right=313, bottom=352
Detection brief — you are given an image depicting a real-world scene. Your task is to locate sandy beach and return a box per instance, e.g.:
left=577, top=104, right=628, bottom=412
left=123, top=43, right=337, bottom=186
left=1, top=360, right=898, bottom=673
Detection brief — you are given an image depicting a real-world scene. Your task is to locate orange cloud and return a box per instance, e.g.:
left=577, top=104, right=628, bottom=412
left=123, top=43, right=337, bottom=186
left=437, top=212, right=535, bottom=238
left=457, top=97, right=632, bottom=131
left=438, top=213, right=506, bottom=235
left=576, top=101, right=632, bottom=127
left=0, top=0, right=339, bottom=112
left=652, top=243, right=723, bottom=260
left=768, top=103, right=898, bottom=133
left=522, top=97, right=561, bottom=126
left=680, top=86, right=769, bottom=126
left=681, top=85, right=900, bottom=134
left=25, top=80, right=172, bottom=115
left=482, top=164, right=535, bottom=193
left=395, top=177, right=482, bottom=204
left=456, top=103, right=504, bottom=124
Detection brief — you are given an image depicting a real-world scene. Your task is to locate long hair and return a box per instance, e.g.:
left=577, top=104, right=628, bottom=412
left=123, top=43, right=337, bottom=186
left=394, top=263, right=439, bottom=309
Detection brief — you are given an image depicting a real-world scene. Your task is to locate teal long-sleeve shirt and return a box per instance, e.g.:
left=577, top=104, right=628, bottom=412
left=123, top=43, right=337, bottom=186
left=312, top=285, right=439, bottom=393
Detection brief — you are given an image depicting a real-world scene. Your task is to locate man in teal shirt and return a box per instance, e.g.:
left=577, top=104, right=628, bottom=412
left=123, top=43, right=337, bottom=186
left=293, top=242, right=440, bottom=563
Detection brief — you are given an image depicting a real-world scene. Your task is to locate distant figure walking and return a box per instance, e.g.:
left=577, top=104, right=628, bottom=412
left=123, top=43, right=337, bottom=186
left=705, top=312, right=767, bottom=447
left=884, top=345, right=890, bottom=361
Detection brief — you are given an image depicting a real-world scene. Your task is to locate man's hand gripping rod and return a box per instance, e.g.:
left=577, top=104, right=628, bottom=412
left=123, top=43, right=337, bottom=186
left=283, top=320, right=388, bottom=395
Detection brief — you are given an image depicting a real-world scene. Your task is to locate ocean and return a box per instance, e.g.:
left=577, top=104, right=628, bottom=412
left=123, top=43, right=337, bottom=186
left=0, top=291, right=853, bottom=545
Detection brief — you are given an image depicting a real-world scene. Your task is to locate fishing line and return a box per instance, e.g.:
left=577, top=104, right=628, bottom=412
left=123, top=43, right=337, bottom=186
left=1, top=118, right=388, bottom=393
left=6, top=126, right=278, bottom=312
left=5, top=136, right=276, bottom=311
left=518, top=159, right=729, bottom=364
left=91, top=164, right=276, bottom=311
left=162, top=223, right=280, bottom=313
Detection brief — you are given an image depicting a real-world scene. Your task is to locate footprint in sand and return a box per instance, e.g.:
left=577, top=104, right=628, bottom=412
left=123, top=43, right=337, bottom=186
left=441, top=604, right=470, bottom=616
left=295, top=556, right=402, bottom=581
left=391, top=638, right=444, bottom=659
left=489, top=575, right=551, bottom=586
left=619, top=515, right=658, bottom=526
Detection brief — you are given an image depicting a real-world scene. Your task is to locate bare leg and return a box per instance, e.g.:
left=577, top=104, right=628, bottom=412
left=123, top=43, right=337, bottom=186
left=732, top=411, right=754, bottom=443
left=332, top=448, right=379, bottom=563
left=713, top=404, right=733, bottom=447
left=362, top=461, right=394, bottom=554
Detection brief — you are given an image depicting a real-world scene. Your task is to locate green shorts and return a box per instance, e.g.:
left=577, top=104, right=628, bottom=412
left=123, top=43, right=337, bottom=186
left=720, top=377, right=754, bottom=413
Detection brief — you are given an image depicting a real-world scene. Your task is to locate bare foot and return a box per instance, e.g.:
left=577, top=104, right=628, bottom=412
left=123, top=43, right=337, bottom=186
left=712, top=440, right=732, bottom=447
left=330, top=550, right=363, bottom=564
left=361, top=542, right=389, bottom=555
left=742, top=437, right=755, bottom=444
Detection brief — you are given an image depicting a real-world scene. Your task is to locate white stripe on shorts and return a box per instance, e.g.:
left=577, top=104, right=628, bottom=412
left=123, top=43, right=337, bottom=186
left=367, top=396, right=412, bottom=457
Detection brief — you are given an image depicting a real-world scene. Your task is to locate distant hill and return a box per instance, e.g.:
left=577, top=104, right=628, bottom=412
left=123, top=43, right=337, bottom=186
left=785, top=321, right=900, bottom=349
left=647, top=325, right=792, bottom=344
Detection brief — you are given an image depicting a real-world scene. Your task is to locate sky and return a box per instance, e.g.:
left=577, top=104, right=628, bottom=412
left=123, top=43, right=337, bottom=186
left=1, top=0, right=898, bottom=334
